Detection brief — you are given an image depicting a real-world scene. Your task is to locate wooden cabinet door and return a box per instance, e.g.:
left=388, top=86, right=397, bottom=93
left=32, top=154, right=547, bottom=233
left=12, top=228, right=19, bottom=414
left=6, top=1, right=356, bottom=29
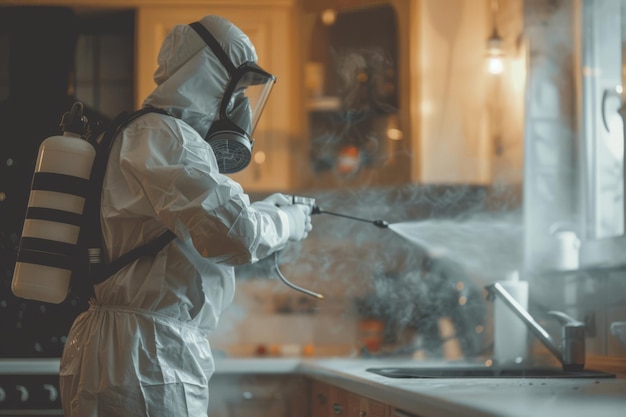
left=311, top=380, right=331, bottom=417
left=347, top=392, right=390, bottom=417
left=362, top=397, right=390, bottom=417
left=329, top=385, right=350, bottom=416
left=135, top=4, right=298, bottom=191
left=310, top=380, right=390, bottom=417
left=347, top=392, right=362, bottom=417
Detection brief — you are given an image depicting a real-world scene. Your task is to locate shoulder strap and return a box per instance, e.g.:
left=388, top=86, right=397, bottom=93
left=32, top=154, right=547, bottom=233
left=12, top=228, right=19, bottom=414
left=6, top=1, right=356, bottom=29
left=91, top=229, right=176, bottom=285
left=88, top=107, right=171, bottom=229
left=77, top=107, right=176, bottom=289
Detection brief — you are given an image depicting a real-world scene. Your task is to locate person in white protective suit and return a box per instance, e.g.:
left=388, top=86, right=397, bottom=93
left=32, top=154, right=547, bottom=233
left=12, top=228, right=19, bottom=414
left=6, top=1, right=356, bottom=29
left=59, top=15, right=312, bottom=417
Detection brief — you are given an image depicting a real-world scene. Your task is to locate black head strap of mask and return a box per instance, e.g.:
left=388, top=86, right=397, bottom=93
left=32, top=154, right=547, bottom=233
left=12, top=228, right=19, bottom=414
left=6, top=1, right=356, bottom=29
left=189, top=22, right=236, bottom=75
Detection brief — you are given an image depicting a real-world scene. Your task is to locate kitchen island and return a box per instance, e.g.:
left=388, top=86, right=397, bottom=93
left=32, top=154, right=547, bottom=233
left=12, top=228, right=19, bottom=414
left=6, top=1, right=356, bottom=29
left=214, top=357, right=626, bottom=417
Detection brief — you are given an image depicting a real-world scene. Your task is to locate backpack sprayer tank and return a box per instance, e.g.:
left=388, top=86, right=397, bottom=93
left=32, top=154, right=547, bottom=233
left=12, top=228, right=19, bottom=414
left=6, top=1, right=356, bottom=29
left=11, top=102, right=96, bottom=303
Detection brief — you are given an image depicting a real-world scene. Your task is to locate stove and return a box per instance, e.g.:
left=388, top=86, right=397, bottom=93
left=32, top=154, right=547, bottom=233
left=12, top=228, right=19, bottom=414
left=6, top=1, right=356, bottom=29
left=0, top=358, right=62, bottom=415
left=0, top=269, right=86, bottom=414
left=1, top=195, right=87, bottom=415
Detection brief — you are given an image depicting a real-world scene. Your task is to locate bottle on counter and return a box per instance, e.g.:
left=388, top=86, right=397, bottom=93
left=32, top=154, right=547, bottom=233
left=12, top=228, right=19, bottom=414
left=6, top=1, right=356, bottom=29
left=493, top=270, right=529, bottom=366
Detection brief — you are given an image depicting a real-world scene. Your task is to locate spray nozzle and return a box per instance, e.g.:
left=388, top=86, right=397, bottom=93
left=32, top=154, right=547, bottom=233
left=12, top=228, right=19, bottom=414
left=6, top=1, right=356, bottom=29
left=373, top=220, right=389, bottom=229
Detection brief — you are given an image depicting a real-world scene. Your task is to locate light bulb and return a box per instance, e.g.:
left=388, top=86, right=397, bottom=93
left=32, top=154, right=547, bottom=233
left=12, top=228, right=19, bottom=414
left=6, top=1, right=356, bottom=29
left=321, top=9, right=337, bottom=26
left=487, top=56, right=504, bottom=75
left=387, top=128, right=403, bottom=140
left=486, top=27, right=505, bottom=75
left=254, top=151, right=266, bottom=164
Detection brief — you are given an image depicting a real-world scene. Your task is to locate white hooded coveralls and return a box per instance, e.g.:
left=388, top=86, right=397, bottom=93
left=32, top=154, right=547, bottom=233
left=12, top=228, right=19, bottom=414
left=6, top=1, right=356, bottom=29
left=60, top=16, right=291, bottom=417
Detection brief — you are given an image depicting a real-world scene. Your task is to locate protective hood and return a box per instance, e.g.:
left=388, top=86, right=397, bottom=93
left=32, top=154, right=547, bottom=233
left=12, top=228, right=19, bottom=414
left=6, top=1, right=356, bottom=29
left=142, top=15, right=257, bottom=138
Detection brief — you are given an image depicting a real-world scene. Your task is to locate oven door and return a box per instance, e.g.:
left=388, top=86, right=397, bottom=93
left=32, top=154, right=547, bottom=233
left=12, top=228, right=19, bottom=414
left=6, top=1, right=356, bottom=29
left=0, top=358, right=62, bottom=416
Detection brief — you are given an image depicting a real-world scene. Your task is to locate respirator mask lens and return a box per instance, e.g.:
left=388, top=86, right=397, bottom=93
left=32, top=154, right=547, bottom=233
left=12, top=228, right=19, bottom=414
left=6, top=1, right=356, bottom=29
left=228, top=65, right=275, bottom=137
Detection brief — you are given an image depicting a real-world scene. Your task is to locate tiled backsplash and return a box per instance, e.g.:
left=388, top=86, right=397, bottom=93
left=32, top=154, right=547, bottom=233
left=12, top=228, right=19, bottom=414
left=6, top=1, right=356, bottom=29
left=209, top=279, right=359, bottom=357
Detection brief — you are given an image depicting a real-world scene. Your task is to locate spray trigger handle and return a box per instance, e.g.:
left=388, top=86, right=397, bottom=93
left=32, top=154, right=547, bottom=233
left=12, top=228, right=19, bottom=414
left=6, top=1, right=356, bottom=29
left=291, top=195, right=321, bottom=214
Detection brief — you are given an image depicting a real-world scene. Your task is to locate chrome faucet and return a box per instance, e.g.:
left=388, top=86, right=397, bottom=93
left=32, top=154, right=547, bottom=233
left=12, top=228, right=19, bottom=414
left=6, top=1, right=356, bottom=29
left=485, top=282, right=586, bottom=371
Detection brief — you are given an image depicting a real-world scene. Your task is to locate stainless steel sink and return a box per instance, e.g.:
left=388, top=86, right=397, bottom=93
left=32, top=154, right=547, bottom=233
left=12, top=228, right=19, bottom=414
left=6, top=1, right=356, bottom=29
left=366, top=366, right=615, bottom=379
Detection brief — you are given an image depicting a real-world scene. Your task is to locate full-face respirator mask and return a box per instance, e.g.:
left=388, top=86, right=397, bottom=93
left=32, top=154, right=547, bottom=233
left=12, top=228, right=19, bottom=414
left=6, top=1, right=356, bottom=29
left=189, top=22, right=276, bottom=174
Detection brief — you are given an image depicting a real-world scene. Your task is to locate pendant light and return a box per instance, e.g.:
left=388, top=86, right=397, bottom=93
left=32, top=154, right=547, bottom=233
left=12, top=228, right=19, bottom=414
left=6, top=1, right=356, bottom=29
left=487, top=0, right=505, bottom=75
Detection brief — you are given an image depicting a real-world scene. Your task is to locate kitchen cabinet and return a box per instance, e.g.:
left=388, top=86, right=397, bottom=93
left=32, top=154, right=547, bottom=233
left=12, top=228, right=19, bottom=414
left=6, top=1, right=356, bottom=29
left=298, top=2, right=414, bottom=189
left=310, top=379, right=390, bottom=417
left=208, top=374, right=308, bottom=417
left=311, top=379, right=331, bottom=417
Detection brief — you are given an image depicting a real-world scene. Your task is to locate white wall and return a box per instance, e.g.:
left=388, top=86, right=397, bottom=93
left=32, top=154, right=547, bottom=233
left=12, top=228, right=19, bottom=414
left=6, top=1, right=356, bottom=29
left=416, top=0, right=491, bottom=184
left=412, top=0, right=525, bottom=186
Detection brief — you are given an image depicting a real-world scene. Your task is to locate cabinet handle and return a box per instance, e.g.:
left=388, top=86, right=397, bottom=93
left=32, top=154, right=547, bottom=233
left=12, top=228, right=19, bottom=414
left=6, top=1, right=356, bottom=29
left=332, top=403, right=344, bottom=415
left=359, top=412, right=367, bottom=417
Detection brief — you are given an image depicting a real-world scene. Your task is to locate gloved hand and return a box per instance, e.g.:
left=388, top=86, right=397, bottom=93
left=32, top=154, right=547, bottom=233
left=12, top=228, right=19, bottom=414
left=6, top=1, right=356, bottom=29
left=262, top=193, right=291, bottom=207
left=281, top=204, right=313, bottom=241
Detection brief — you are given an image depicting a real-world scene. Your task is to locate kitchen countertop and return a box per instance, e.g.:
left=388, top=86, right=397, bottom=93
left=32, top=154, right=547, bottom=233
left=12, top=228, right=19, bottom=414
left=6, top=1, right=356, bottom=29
left=215, top=357, right=626, bottom=417
left=213, top=357, right=301, bottom=374
left=3, top=357, right=625, bottom=416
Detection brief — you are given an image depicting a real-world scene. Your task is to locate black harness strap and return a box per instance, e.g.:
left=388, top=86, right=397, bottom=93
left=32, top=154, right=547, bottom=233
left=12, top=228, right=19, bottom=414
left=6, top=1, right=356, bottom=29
left=72, top=107, right=177, bottom=296
left=91, top=229, right=177, bottom=284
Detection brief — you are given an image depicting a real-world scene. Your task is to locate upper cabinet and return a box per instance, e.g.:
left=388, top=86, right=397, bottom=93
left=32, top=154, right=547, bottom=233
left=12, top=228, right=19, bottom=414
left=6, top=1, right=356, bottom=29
left=298, top=3, right=412, bottom=189
left=298, top=0, right=521, bottom=188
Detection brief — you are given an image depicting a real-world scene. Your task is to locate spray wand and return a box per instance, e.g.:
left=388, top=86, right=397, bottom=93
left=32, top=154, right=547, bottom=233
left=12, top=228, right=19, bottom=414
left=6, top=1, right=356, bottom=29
left=313, top=208, right=389, bottom=228
left=273, top=195, right=389, bottom=299
left=292, top=195, right=389, bottom=228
